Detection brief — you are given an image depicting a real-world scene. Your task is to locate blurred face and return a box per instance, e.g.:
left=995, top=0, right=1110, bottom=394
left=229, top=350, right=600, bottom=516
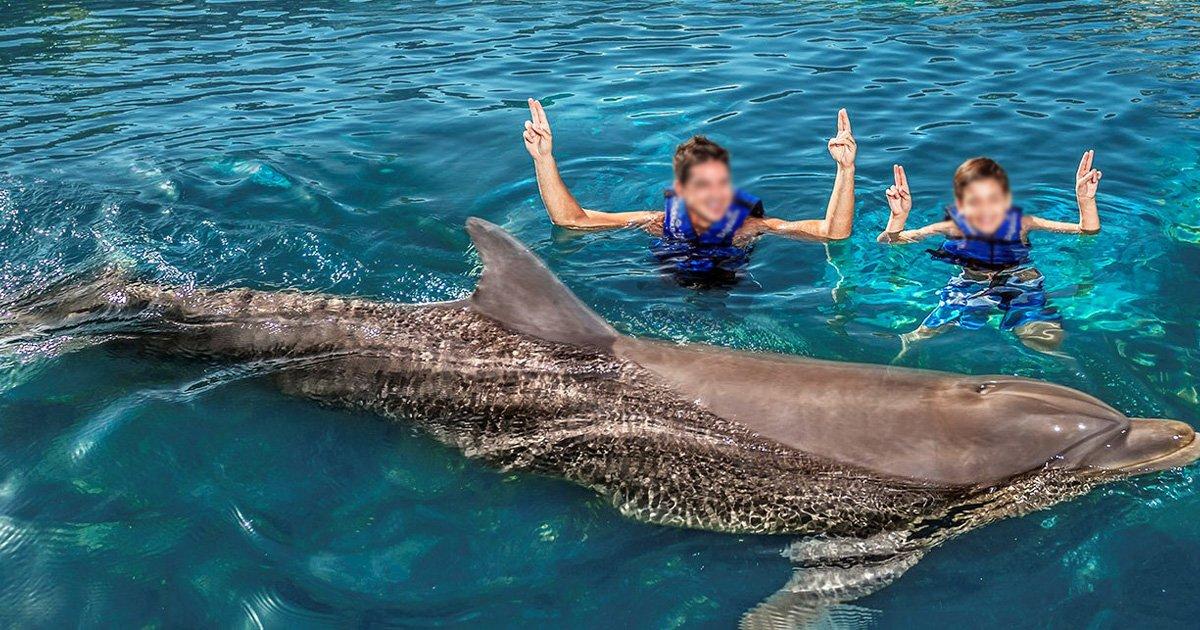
left=675, top=160, right=734, bottom=224
left=955, top=178, right=1013, bottom=235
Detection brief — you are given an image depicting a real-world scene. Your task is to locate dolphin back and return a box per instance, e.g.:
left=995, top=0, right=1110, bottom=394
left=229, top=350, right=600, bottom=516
left=462, top=219, right=1161, bottom=487
left=614, top=339, right=1131, bottom=486
left=466, top=218, right=618, bottom=351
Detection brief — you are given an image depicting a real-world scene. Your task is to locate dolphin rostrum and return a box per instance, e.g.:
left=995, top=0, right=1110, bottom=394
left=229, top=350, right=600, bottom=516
left=4, top=218, right=1197, bottom=626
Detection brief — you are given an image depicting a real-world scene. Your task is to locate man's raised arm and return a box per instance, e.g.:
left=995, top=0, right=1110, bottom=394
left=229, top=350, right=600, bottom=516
left=523, top=98, right=657, bottom=230
left=754, top=109, right=857, bottom=240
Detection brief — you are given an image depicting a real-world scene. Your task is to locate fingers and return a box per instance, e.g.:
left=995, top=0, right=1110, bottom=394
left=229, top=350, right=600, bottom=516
left=528, top=98, right=550, bottom=130
left=1076, top=169, right=1102, bottom=186
left=828, top=141, right=844, bottom=162
left=827, top=111, right=855, bottom=164
left=828, top=137, right=855, bottom=166
left=892, top=164, right=909, bottom=192
left=527, top=98, right=551, bottom=135
left=828, top=139, right=851, bottom=155
left=524, top=119, right=550, bottom=139
left=523, top=118, right=547, bottom=147
left=889, top=166, right=911, bottom=207
left=530, top=98, right=543, bottom=126
left=1076, top=149, right=1094, bottom=177
left=527, top=98, right=540, bottom=124
left=529, top=99, right=551, bottom=136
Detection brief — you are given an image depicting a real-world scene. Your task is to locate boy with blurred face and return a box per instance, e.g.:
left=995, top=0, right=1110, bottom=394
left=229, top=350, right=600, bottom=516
left=877, top=153, right=1102, bottom=353
left=521, top=98, right=857, bottom=284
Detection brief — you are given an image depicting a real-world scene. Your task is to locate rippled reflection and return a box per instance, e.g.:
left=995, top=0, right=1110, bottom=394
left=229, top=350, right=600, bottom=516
left=1, top=1, right=1199, bottom=627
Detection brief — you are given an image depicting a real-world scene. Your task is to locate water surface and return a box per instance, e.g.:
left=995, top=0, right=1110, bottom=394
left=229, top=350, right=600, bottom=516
left=1, top=1, right=1199, bottom=627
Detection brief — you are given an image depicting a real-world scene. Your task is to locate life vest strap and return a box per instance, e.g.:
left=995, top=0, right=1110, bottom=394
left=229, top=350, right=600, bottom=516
left=661, top=188, right=759, bottom=246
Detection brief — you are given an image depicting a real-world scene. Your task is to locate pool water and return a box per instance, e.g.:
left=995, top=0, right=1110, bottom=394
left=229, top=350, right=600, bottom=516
left=2, top=1, right=1199, bottom=627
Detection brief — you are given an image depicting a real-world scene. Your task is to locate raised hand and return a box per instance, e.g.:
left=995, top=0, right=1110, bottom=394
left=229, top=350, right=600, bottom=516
left=885, top=164, right=912, bottom=218
left=1075, top=149, right=1101, bottom=199
left=523, top=98, right=554, bottom=160
left=827, top=108, right=857, bottom=168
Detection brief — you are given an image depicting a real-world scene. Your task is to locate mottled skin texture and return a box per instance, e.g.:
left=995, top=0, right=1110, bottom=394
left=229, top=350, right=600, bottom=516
left=12, top=273, right=1096, bottom=547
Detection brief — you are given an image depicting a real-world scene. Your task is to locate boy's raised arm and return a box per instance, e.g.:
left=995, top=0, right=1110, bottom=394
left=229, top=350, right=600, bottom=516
left=523, top=98, right=658, bottom=230
left=1026, top=150, right=1102, bottom=234
left=876, top=164, right=951, bottom=243
left=1073, top=149, right=1101, bottom=232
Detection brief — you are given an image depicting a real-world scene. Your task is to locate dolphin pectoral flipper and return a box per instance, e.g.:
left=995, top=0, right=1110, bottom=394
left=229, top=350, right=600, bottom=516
left=741, top=547, right=922, bottom=630
left=466, top=218, right=617, bottom=351
left=739, top=533, right=923, bottom=629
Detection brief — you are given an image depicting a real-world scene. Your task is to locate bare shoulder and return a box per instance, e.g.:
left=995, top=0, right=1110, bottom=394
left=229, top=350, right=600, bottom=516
left=738, top=215, right=772, bottom=236
left=934, top=220, right=962, bottom=237
left=1019, top=213, right=1034, bottom=235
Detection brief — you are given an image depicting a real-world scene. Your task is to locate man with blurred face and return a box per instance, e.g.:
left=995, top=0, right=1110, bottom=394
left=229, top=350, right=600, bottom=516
left=520, top=98, right=857, bottom=284
left=876, top=154, right=1103, bottom=353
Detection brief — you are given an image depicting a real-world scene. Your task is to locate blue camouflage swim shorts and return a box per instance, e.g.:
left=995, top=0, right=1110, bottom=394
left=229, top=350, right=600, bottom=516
left=922, top=266, right=1062, bottom=331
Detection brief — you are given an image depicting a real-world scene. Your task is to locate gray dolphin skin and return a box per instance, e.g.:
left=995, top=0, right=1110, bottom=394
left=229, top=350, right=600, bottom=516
left=4, top=218, right=1198, bottom=627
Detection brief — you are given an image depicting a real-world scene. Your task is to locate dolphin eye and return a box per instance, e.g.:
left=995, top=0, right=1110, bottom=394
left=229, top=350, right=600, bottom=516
left=976, top=381, right=998, bottom=394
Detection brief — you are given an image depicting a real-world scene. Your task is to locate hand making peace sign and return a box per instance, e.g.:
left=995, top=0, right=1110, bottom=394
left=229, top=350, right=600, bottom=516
left=827, top=108, right=857, bottom=168
left=1075, top=149, right=1101, bottom=200
left=885, top=164, right=912, bottom=218
left=523, top=98, right=554, bottom=160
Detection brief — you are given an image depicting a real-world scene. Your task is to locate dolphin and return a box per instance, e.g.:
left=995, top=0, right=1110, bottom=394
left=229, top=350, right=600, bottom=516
left=3, top=218, right=1197, bottom=627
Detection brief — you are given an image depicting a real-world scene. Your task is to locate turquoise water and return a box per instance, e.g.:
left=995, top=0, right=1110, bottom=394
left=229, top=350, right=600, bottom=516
left=1, top=1, right=1199, bottom=626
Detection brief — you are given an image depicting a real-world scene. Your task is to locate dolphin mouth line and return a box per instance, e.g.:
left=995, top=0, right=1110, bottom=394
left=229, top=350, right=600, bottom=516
left=1082, top=420, right=1200, bottom=477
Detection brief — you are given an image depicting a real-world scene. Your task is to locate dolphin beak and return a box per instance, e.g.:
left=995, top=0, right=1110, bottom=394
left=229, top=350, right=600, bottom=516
left=1079, top=419, right=1200, bottom=476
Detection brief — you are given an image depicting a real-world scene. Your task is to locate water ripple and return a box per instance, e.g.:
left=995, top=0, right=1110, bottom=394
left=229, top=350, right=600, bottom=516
left=0, top=1, right=1199, bottom=628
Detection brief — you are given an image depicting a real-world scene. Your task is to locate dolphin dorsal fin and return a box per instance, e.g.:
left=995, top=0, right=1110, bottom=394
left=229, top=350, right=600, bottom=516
left=466, top=218, right=617, bottom=351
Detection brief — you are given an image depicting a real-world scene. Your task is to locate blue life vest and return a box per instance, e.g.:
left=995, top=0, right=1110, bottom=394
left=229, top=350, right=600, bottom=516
left=929, top=205, right=1030, bottom=271
left=651, top=188, right=762, bottom=274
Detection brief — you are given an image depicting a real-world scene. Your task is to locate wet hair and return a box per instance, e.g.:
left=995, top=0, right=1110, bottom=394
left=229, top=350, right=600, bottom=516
left=673, top=135, right=730, bottom=185
left=953, top=157, right=1010, bottom=199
